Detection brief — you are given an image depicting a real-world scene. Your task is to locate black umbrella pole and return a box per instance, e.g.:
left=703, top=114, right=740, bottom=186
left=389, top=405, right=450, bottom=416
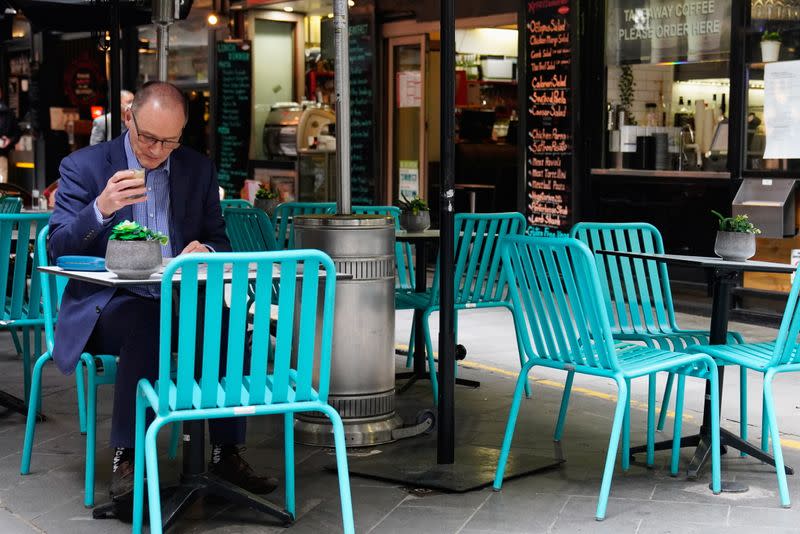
left=110, top=0, right=121, bottom=136
left=437, top=0, right=456, bottom=465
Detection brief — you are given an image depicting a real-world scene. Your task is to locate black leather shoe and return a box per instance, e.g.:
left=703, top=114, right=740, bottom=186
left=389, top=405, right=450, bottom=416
left=109, top=456, right=134, bottom=501
left=209, top=446, right=278, bottom=494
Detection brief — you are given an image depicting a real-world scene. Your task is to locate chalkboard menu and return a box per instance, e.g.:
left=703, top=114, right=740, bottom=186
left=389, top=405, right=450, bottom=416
left=348, top=6, right=377, bottom=205
left=525, top=0, right=573, bottom=230
left=214, top=41, right=251, bottom=197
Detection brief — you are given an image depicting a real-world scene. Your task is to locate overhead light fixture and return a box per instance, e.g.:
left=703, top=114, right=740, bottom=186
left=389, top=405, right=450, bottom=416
left=4, top=7, right=16, bottom=14
left=348, top=0, right=355, bottom=6
left=327, top=12, right=333, bottom=18
left=284, top=6, right=293, bottom=12
left=207, top=12, right=219, bottom=25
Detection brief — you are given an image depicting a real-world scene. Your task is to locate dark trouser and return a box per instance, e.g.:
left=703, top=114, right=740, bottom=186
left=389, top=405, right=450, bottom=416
left=85, top=290, right=246, bottom=448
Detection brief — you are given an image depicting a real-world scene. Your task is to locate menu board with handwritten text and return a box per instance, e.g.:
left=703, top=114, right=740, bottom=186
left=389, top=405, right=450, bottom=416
left=526, top=0, right=573, bottom=230
left=214, top=41, right=252, bottom=197
left=349, top=7, right=376, bottom=204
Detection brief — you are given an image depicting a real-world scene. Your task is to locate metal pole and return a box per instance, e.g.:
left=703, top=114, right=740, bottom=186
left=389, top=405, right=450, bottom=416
left=109, top=0, right=121, bottom=136
left=156, top=24, right=169, bottom=81
left=437, top=0, right=456, bottom=464
left=332, top=0, right=351, bottom=214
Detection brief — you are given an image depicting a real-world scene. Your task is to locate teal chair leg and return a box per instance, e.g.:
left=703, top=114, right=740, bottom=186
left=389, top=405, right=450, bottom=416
left=553, top=370, right=574, bottom=442
left=20, top=352, right=50, bottom=475
left=75, top=362, right=87, bottom=435
left=708, top=361, right=721, bottom=495
left=764, top=370, right=790, bottom=507
left=622, top=378, right=631, bottom=472
left=670, top=375, right=686, bottom=476
left=656, top=372, right=675, bottom=432
left=9, top=329, right=22, bottom=357
left=508, top=306, right=531, bottom=399
left=494, top=361, right=534, bottom=490
left=423, top=309, right=439, bottom=403
left=284, top=412, right=296, bottom=518
left=596, top=377, right=628, bottom=521
left=22, top=326, right=31, bottom=401
left=322, top=406, right=355, bottom=534
left=404, top=315, right=416, bottom=368
left=83, top=354, right=98, bottom=508
left=646, top=374, right=656, bottom=467
left=740, top=367, right=748, bottom=457
left=144, top=422, right=165, bottom=534
left=761, top=387, right=770, bottom=453
left=132, top=394, right=148, bottom=534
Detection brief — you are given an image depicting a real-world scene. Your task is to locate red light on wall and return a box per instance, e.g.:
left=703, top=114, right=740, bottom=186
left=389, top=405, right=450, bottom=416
left=90, top=106, right=104, bottom=119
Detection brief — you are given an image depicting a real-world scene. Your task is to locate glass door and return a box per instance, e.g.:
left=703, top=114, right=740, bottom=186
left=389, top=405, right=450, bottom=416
left=387, top=35, right=427, bottom=204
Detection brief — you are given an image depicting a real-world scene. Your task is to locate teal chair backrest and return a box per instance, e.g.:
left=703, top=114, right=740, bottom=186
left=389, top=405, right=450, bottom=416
left=0, top=213, right=50, bottom=324
left=223, top=207, right=279, bottom=252
left=430, top=212, right=527, bottom=305
left=570, top=222, right=677, bottom=336
left=501, top=234, right=620, bottom=372
left=220, top=199, right=252, bottom=209
left=273, top=202, right=336, bottom=249
left=155, top=250, right=337, bottom=415
left=769, top=270, right=800, bottom=366
left=352, top=205, right=414, bottom=290
left=35, top=225, right=67, bottom=354
left=0, top=196, right=22, bottom=213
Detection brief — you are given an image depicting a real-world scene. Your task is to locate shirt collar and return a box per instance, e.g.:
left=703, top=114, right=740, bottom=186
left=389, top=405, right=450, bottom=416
left=123, top=131, right=171, bottom=175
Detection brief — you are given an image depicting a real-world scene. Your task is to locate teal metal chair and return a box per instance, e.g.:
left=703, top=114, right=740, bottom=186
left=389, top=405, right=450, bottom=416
left=272, top=202, right=336, bottom=249
left=352, top=205, right=416, bottom=366
left=687, top=269, right=800, bottom=508
left=21, top=225, right=179, bottom=508
left=493, top=235, right=721, bottom=520
left=21, top=225, right=118, bottom=507
left=131, top=250, right=354, bottom=534
left=395, top=212, right=528, bottom=401
left=0, top=196, right=22, bottom=213
left=224, top=206, right=279, bottom=252
left=220, top=198, right=253, bottom=209
left=570, top=222, right=746, bottom=442
left=0, top=213, right=50, bottom=406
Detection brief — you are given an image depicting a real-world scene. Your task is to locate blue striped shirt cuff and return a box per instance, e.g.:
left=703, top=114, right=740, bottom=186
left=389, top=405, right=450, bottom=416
left=93, top=200, right=115, bottom=226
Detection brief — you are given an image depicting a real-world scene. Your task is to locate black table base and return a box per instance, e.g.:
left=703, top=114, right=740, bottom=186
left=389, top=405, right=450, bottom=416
left=92, top=420, right=291, bottom=529
left=340, top=439, right=563, bottom=492
left=0, top=390, right=44, bottom=421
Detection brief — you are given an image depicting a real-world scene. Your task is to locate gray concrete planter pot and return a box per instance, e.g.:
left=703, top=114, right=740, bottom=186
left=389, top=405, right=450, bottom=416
left=399, top=211, right=430, bottom=232
left=714, top=231, right=756, bottom=262
left=254, top=197, right=279, bottom=216
left=105, top=239, right=163, bottom=279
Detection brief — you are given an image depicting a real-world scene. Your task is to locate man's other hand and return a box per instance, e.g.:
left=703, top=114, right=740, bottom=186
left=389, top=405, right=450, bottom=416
left=181, top=241, right=210, bottom=254
left=96, top=170, right=147, bottom=218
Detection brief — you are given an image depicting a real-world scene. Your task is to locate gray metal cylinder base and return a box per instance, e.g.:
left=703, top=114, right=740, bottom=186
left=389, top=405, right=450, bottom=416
left=294, top=413, right=405, bottom=448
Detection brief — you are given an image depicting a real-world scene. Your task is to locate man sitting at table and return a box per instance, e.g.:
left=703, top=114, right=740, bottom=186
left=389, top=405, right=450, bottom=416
left=48, top=82, right=275, bottom=502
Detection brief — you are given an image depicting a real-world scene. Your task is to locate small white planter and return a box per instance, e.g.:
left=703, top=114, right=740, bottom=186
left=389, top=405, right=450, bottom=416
left=761, top=40, right=781, bottom=63
left=105, top=240, right=163, bottom=279
left=714, top=231, right=756, bottom=262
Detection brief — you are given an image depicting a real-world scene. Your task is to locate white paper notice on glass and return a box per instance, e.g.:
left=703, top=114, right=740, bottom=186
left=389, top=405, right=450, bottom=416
left=764, top=60, right=800, bottom=159
left=397, top=71, right=422, bottom=108
left=398, top=160, right=419, bottom=199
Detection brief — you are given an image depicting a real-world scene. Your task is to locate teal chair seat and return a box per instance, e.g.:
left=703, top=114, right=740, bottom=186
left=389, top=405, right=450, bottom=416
left=131, top=250, right=354, bottom=534
left=570, top=222, right=746, bottom=440
left=691, top=341, right=777, bottom=369
left=395, top=288, right=432, bottom=310
left=493, top=235, right=721, bottom=521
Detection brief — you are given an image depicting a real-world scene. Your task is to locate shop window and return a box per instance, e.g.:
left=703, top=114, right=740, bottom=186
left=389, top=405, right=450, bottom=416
left=137, top=7, right=210, bottom=85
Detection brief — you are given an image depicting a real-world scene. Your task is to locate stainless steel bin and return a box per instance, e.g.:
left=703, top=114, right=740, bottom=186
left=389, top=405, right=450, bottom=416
left=293, top=214, right=402, bottom=446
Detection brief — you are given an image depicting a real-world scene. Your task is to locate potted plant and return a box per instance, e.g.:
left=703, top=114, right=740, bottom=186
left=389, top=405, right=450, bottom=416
left=761, top=31, right=781, bottom=63
left=712, top=210, right=761, bottom=262
left=105, top=220, right=168, bottom=279
left=397, top=194, right=431, bottom=231
left=254, top=186, right=280, bottom=216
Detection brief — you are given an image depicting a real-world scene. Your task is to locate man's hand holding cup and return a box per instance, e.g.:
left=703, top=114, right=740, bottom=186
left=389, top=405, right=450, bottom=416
left=96, top=169, right=147, bottom=218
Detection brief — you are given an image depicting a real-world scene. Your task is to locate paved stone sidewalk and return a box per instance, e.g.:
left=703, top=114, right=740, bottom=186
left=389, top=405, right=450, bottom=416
left=0, top=308, right=797, bottom=533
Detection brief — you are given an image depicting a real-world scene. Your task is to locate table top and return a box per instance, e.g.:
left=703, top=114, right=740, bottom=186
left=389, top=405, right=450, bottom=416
left=39, top=263, right=350, bottom=287
left=454, top=184, right=496, bottom=190
left=396, top=229, right=440, bottom=242
left=598, top=250, right=796, bottom=274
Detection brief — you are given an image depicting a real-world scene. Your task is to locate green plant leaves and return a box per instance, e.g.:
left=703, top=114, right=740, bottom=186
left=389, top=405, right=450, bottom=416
left=109, top=219, right=169, bottom=243
left=397, top=193, right=429, bottom=214
left=711, top=210, right=761, bottom=234
left=255, top=186, right=278, bottom=200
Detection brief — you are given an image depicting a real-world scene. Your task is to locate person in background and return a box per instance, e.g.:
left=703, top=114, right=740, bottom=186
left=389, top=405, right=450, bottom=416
left=49, top=82, right=276, bottom=504
left=90, top=90, right=134, bottom=145
left=0, top=100, right=21, bottom=183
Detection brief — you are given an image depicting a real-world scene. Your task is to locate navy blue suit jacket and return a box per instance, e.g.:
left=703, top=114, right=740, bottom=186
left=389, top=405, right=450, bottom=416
left=48, top=135, right=231, bottom=374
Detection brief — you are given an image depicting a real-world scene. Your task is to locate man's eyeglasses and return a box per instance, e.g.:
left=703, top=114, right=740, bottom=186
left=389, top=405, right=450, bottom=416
left=130, top=110, right=181, bottom=150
